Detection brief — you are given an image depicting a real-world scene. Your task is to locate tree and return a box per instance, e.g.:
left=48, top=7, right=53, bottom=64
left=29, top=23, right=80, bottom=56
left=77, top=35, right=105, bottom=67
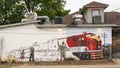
left=0, top=0, right=25, bottom=25
left=0, top=0, right=70, bottom=25
left=7, top=4, right=25, bottom=23
left=36, top=0, right=70, bottom=20
left=21, top=0, right=70, bottom=20
left=23, top=0, right=41, bottom=12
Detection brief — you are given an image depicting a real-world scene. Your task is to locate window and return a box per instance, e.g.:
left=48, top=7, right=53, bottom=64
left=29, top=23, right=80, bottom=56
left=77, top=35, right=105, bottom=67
left=92, top=10, right=101, bottom=24
left=72, top=38, right=76, bottom=42
left=92, top=10, right=100, bottom=16
left=86, top=34, right=92, bottom=37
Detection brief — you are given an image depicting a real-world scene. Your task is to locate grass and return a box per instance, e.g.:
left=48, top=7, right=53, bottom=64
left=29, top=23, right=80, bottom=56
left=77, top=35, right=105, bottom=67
left=0, top=65, right=10, bottom=68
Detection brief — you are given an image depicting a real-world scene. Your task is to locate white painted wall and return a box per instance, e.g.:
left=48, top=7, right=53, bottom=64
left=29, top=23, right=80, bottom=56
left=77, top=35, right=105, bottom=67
left=0, top=24, right=67, bottom=61
left=0, top=24, right=112, bottom=61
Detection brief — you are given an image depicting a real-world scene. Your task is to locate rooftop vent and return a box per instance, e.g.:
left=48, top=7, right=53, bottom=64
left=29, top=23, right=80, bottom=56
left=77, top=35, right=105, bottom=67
left=73, top=14, right=83, bottom=24
left=54, top=16, right=62, bottom=24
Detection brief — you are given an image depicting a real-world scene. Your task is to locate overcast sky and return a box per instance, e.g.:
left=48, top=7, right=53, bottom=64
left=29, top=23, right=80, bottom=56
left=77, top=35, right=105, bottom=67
left=65, top=0, right=120, bottom=13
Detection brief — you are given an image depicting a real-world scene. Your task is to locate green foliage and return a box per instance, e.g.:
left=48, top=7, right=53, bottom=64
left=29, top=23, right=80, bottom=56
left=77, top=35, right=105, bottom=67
left=81, top=7, right=87, bottom=15
left=7, top=5, right=25, bottom=23
left=36, top=0, right=70, bottom=20
left=23, top=0, right=70, bottom=20
left=0, top=0, right=25, bottom=25
left=24, top=0, right=41, bottom=12
left=0, top=0, right=70, bottom=25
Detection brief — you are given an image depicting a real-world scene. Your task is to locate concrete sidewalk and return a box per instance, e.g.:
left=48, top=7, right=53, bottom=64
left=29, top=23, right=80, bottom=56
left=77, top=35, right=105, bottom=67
left=113, top=59, right=120, bottom=64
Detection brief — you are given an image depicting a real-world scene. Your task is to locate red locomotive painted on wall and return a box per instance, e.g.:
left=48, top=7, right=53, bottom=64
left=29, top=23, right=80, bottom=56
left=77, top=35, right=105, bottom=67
left=9, top=32, right=103, bottom=62
left=65, top=32, right=103, bottom=60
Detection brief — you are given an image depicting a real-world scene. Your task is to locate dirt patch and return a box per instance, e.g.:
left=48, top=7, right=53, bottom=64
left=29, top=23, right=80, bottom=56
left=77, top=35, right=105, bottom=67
left=8, top=60, right=117, bottom=66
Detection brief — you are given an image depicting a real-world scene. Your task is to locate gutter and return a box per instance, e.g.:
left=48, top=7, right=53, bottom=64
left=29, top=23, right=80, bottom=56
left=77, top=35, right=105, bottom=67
left=36, top=24, right=117, bottom=28
left=0, top=20, right=40, bottom=29
left=112, top=25, right=120, bottom=28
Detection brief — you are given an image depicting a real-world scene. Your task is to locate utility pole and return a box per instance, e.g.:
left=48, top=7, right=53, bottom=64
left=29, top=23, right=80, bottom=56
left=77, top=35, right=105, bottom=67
left=101, top=32, right=108, bottom=46
left=101, top=32, right=112, bottom=60
left=0, top=36, right=4, bottom=63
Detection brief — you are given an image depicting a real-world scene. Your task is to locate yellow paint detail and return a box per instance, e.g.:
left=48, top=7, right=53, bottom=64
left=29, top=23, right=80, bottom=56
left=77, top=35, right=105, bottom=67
left=89, top=35, right=100, bottom=41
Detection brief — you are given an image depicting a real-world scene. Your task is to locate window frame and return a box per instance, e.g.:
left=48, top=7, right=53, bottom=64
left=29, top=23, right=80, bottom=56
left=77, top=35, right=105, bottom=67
left=92, top=10, right=100, bottom=17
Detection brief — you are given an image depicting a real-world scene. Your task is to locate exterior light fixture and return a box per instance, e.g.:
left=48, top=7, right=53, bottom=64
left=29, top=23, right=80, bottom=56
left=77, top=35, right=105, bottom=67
left=58, top=28, right=62, bottom=31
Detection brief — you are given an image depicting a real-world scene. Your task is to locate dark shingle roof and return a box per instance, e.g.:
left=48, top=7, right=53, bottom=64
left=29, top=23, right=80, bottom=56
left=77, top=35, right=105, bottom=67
left=84, top=1, right=108, bottom=8
left=62, top=10, right=81, bottom=24
left=62, top=1, right=120, bottom=25
left=104, top=12, right=120, bottom=24
left=62, top=11, right=120, bottom=24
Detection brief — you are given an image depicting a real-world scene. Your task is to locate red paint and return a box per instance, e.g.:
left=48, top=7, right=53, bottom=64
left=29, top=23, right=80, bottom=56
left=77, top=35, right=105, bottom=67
left=66, top=32, right=102, bottom=51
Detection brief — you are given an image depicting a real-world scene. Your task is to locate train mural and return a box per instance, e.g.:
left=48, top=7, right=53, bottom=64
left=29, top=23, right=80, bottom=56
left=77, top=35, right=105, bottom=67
left=0, top=27, right=112, bottom=62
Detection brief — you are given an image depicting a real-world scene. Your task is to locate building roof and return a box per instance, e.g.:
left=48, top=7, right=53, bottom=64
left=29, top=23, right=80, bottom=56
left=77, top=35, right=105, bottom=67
left=84, top=1, right=108, bottom=8
left=62, top=11, right=120, bottom=25
left=0, top=20, right=40, bottom=29
left=0, top=2, right=120, bottom=28
left=36, top=24, right=117, bottom=28
left=62, top=10, right=81, bottom=24
left=62, top=1, right=120, bottom=25
left=104, top=12, right=120, bottom=24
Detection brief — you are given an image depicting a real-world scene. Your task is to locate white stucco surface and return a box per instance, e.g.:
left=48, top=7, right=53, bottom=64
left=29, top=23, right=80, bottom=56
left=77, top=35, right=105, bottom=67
left=0, top=24, right=112, bottom=61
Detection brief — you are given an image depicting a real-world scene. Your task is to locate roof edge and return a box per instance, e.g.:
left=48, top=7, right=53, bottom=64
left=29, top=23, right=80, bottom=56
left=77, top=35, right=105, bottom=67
left=0, top=20, right=40, bottom=28
left=36, top=24, right=117, bottom=28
